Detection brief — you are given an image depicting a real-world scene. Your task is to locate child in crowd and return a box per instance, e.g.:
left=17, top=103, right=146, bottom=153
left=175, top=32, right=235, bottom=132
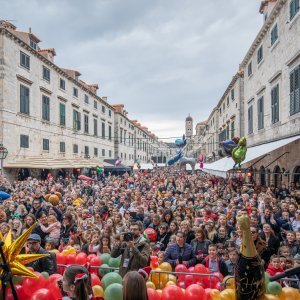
left=202, top=244, right=229, bottom=277
left=279, top=256, right=287, bottom=270
left=278, top=245, right=291, bottom=258
left=45, top=239, right=56, bottom=252
left=266, top=255, right=284, bottom=276
left=225, top=249, right=238, bottom=276
left=157, top=251, right=165, bottom=265
left=40, top=215, right=61, bottom=246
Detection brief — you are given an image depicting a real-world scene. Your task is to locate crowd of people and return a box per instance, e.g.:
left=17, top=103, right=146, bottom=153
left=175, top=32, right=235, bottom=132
left=0, top=168, right=299, bottom=298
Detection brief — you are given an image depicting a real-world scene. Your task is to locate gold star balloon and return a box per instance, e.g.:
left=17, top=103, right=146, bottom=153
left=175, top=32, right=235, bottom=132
left=0, top=223, right=49, bottom=278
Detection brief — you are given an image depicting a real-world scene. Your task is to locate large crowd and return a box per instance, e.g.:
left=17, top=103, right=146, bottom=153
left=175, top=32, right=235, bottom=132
left=0, top=168, right=299, bottom=298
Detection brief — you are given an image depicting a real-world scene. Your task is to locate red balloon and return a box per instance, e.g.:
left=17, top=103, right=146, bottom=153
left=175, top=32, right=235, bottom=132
left=194, top=264, right=208, bottom=274
left=30, top=288, right=52, bottom=300
left=56, top=253, right=66, bottom=265
left=202, top=275, right=218, bottom=289
left=205, top=288, right=212, bottom=300
left=147, top=288, right=161, bottom=300
left=6, top=285, right=27, bottom=300
left=162, top=285, right=185, bottom=300
left=75, top=252, right=88, bottom=265
left=90, top=256, right=102, bottom=266
left=144, top=228, right=157, bottom=242
left=23, top=273, right=47, bottom=296
left=212, top=272, right=223, bottom=282
left=175, top=264, right=188, bottom=281
left=66, top=254, right=76, bottom=265
left=177, top=280, right=186, bottom=289
left=91, top=273, right=101, bottom=287
left=188, top=267, right=195, bottom=273
left=185, top=274, right=195, bottom=287
left=48, top=273, right=63, bottom=285
left=185, top=284, right=206, bottom=300
left=87, top=254, right=97, bottom=262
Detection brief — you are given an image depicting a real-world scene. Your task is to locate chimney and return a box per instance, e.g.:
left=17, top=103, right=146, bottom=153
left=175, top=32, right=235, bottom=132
left=38, top=48, right=56, bottom=63
left=102, top=96, right=107, bottom=102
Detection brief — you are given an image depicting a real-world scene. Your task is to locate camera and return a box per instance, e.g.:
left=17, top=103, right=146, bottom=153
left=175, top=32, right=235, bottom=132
left=123, top=232, right=134, bottom=242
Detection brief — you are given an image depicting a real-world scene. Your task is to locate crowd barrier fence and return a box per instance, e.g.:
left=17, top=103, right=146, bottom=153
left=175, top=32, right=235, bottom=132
left=57, top=265, right=300, bottom=290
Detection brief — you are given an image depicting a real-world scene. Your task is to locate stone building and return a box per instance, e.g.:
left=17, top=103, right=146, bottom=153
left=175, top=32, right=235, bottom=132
left=201, top=0, right=300, bottom=185
left=0, top=21, right=171, bottom=179
left=239, top=0, right=300, bottom=185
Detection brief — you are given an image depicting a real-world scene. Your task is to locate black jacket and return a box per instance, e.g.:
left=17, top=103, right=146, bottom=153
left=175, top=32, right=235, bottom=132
left=26, top=247, right=54, bottom=275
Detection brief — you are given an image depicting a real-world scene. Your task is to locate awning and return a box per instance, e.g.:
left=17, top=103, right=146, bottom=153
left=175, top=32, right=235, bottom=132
left=202, top=135, right=300, bottom=178
left=4, top=156, right=103, bottom=169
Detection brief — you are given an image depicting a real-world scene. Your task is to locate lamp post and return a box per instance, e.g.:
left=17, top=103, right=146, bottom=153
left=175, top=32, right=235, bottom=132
left=0, top=144, right=8, bottom=175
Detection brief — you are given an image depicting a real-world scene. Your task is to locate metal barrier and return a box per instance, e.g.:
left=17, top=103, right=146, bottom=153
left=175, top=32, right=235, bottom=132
left=57, top=264, right=119, bottom=274
left=150, top=270, right=224, bottom=290
left=280, top=278, right=300, bottom=289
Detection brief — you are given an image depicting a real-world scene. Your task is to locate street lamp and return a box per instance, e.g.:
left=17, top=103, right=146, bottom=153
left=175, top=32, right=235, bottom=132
left=0, top=144, right=8, bottom=174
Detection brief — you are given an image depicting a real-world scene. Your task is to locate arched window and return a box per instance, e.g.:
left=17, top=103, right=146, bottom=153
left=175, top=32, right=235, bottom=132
left=273, top=165, right=282, bottom=188
left=294, top=165, right=300, bottom=185
left=260, top=166, right=266, bottom=186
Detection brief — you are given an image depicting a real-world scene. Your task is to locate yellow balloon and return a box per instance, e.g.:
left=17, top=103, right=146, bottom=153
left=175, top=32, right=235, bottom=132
left=146, top=281, right=156, bottom=290
left=92, top=285, right=104, bottom=298
left=159, top=273, right=169, bottom=288
left=210, top=289, right=221, bottom=300
left=220, top=289, right=236, bottom=300
left=159, top=262, right=172, bottom=272
left=223, top=276, right=236, bottom=289
left=62, top=249, right=69, bottom=256
left=166, top=281, right=176, bottom=286
left=264, top=294, right=280, bottom=300
left=68, top=248, right=76, bottom=255
left=279, top=287, right=300, bottom=300
left=150, top=268, right=161, bottom=288
left=165, top=274, right=176, bottom=283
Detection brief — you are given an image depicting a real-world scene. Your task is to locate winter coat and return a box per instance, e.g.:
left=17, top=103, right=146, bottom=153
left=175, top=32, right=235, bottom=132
left=111, top=235, right=150, bottom=277
left=26, top=246, right=54, bottom=275
left=164, top=243, right=196, bottom=269
left=202, top=256, right=229, bottom=277
left=266, top=263, right=283, bottom=277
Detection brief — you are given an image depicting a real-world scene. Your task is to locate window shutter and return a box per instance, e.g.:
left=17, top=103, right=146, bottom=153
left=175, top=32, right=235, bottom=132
left=290, top=71, right=295, bottom=114
left=295, top=66, right=300, bottom=113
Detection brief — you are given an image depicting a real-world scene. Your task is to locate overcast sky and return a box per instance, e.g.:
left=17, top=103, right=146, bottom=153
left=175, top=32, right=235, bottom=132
left=1, top=0, right=262, bottom=141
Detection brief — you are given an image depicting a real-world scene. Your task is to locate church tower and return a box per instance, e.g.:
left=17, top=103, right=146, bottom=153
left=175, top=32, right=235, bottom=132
left=185, top=114, right=193, bottom=139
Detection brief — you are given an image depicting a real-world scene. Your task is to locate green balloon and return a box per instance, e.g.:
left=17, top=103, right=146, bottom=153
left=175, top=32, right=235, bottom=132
left=100, top=253, right=111, bottom=265
left=101, top=272, right=122, bottom=290
left=12, top=275, right=24, bottom=285
left=99, top=263, right=112, bottom=277
left=104, top=283, right=122, bottom=300
left=108, top=256, right=121, bottom=268
left=267, top=281, right=282, bottom=295
left=41, top=271, right=49, bottom=280
left=264, top=273, right=270, bottom=287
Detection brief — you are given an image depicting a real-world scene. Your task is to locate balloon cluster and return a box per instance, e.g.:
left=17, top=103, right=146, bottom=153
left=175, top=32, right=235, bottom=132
left=218, top=136, right=248, bottom=168
left=147, top=260, right=300, bottom=300
left=44, top=191, right=62, bottom=206
left=9, top=271, right=63, bottom=300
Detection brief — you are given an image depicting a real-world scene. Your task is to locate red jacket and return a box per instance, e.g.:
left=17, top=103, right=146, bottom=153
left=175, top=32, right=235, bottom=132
left=266, top=263, right=283, bottom=277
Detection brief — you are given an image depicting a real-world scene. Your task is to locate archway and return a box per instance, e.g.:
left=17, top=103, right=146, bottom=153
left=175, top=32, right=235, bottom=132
left=293, top=165, right=300, bottom=185
left=17, top=168, right=30, bottom=180
left=273, top=165, right=282, bottom=188
left=260, top=166, right=266, bottom=186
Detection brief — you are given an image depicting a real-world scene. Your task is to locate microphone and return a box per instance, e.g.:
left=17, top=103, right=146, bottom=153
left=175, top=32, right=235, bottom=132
left=269, top=266, right=300, bottom=281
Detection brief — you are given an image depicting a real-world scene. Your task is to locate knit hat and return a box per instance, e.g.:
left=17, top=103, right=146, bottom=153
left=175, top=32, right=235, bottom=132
left=138, top=266, right=151, bottom=281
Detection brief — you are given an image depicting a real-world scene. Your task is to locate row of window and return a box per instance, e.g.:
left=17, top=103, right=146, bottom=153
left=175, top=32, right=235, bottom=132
left=20, top=135, right=112, bottom=157
left=219, top=121, right=235, bottom=142
left=247, top=63, right=300, bottom=134
left=247, top=84, right=279, bottom=134
left=219, top=89, right=235, bottom=115
left=20, top=52, right=112, bottom=116
left=20, top=84, right=113, bottom=138
left=247, top=0, right=300, bottom=79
